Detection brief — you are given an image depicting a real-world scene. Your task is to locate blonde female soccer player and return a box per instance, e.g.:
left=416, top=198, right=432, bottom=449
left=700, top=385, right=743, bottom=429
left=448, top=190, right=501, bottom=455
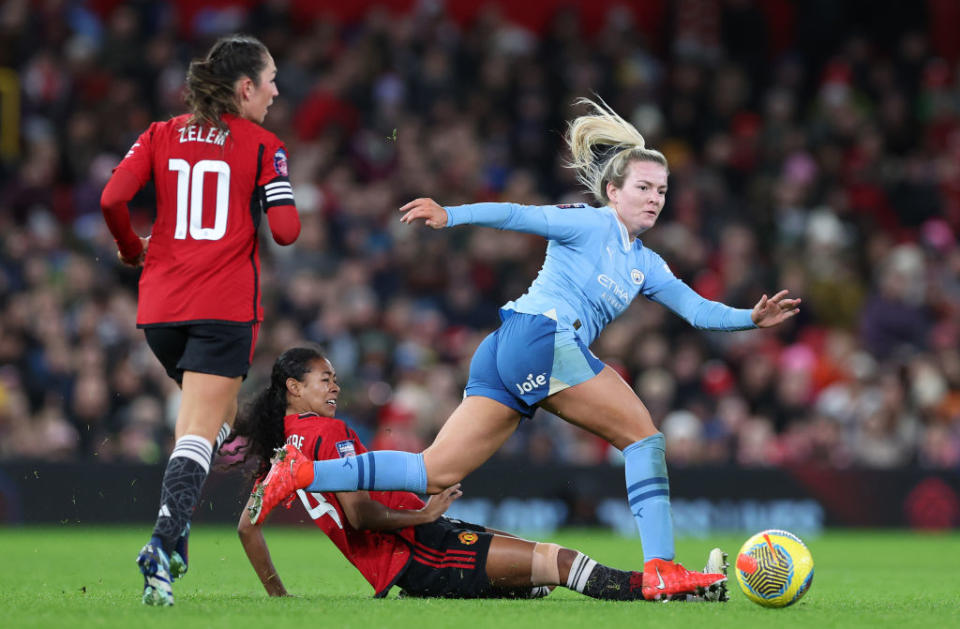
left=251, top=98, right=796, bottom=600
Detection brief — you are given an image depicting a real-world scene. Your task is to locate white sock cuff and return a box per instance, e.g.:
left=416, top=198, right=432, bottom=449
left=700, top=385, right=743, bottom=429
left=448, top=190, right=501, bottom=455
left=170, top=435, right=213, bottom=473
left=529, top=586, right=551, bottom=598
left=566, top=552, right=598, bottom=592
left=215, top=422, right=231, bottom=450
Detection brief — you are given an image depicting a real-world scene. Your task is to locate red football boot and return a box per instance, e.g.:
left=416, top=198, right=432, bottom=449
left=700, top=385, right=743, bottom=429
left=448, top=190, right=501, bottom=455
left=247, top=445, right=313, bottom=525
left=642, top=557, right=727, bottom=601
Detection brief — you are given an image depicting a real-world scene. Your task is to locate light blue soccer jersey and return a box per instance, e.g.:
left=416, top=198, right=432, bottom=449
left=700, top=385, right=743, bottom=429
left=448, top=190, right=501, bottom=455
left=444, top=202, right=756, bottom=345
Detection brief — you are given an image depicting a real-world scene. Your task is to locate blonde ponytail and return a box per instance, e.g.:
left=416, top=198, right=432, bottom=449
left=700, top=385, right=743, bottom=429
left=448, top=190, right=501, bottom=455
left=565, top=97, right=667, bottom=204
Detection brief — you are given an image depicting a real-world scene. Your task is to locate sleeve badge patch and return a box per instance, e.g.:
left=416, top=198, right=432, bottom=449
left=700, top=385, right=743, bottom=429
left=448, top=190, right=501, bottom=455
left=556, top=203, right=586, bottom=209
left=335, top=440, right=356, bottom=458
left=273, top=148, right=289, bottom=177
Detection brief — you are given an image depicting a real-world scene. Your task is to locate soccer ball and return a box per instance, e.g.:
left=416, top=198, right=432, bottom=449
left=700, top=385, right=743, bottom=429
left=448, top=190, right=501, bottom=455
left=735, top=529, right=814, bottom=608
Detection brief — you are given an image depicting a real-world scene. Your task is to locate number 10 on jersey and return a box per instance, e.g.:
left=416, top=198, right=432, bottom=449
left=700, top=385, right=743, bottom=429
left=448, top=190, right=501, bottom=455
left=168, top=158, right=231, bottom=241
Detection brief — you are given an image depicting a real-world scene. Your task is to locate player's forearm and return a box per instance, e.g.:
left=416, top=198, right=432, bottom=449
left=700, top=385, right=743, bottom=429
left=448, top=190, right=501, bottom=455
left=266, top=205, right=300, bottom=245
left=100, top=168, right=145, bottom=259
left=351, top=501, right=439, bottom=531
left=445, top=202, right=551, bottom=236
left=238, top=520, right=288, bottom=596
left=650, top=280, right=756, bottom=331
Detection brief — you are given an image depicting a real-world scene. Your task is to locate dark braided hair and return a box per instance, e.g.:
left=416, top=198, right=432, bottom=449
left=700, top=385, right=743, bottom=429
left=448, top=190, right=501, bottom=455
left=223, top=347, right=325, bottom=481
left=184, top=34, right=269, bottom=131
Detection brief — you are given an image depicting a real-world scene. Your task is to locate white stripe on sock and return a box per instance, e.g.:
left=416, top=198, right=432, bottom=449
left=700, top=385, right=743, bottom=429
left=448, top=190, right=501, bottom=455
left=170, top=435, right=212, bottom=473
left=566, top=552, right=598, bottom=592
left=529, top=586, right=551, bottom=598
left=215, top=422, right=231, bottom=450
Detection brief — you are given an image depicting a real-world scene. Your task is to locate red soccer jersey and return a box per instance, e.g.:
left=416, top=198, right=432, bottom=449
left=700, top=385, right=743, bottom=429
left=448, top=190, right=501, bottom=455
left=283, top=412, right=424, bottom=597
left=115, top=113, right=295, bottom=326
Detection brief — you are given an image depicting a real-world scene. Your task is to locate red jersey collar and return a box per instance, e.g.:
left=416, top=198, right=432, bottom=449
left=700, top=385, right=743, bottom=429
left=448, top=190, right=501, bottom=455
left=285, top=411, right=322, bottom=421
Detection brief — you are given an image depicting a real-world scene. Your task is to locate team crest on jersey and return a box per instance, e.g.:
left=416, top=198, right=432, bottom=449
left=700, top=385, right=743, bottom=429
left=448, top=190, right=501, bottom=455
left=631, top=269, right=645, bottom=285
left=458, top=532, right=479, bottom=545
left=556, top=203, right=586, bottom=209
left=273, top=148, right=288, bottom=176
left=335, top=440, right=356, bottom=458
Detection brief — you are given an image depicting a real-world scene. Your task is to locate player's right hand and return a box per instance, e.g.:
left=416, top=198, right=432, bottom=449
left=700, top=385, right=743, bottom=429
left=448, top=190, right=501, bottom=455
left=399, top=198, right=448, bottom=229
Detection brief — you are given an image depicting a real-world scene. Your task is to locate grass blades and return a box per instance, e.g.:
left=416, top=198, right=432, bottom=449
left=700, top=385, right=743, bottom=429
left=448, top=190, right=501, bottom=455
left=0, top=527, right=957, bottom=629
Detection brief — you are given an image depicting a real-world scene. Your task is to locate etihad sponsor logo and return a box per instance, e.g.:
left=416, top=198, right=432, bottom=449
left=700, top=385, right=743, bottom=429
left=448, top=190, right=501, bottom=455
left=598, top=274, right=630, bottom=303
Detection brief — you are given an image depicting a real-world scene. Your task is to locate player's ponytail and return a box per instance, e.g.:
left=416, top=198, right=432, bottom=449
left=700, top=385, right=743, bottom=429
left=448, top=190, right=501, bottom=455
left=223, top=346, right=325, bottom=481
left=184, top=34, right=269, bottom=131
left=565, top=97, right=668, bottom=205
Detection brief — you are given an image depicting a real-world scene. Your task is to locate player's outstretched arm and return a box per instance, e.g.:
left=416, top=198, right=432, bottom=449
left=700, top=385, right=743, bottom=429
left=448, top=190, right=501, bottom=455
left=237, top=495, right=289, bottom=596
left=750, top=289, right=801, bottom=328
left=337, top=483, right=462, bottom=531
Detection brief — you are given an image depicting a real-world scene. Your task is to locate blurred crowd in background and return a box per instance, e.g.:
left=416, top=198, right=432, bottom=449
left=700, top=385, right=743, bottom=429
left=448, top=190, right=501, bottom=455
left=1, top=0, right=959, bottom=470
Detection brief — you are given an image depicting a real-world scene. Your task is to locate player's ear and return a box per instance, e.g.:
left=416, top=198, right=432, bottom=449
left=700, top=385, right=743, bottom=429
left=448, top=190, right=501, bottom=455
left=285, top=376, right=302, bottom=397
left=236, top=76, right=253, bottom=102
left=606, top=179, right=619, bottom=205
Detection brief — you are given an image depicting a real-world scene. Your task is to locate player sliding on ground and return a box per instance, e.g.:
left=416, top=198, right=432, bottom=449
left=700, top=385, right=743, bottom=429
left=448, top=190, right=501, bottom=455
left=250, top=97, right=799, bottom=600
left=229, top=347, right=728, bottom=600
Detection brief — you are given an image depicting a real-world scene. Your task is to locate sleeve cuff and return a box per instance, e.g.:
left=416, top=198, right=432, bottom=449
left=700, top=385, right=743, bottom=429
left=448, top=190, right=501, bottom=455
left=444, top=205, right=467, bottom=227
left=733, top=308, right=757, bottom=329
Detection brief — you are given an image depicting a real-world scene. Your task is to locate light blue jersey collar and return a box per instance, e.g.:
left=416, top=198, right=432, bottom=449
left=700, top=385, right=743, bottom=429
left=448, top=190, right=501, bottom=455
left=603, top=205, right=634, bottom=252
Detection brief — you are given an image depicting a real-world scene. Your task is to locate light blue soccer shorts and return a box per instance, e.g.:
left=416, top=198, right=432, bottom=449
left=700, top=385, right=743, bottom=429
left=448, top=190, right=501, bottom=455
left=464, top=310, right=605, bottom=418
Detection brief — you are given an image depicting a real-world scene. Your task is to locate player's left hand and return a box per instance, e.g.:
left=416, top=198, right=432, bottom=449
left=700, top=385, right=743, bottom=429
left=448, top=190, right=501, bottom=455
left=399, top=198, right=448, bottom=229
left=751, top=289, right=801, bottom=328
left=422, top=483, right=463, bottom=519
left=118, top=236, right=150, bottom=268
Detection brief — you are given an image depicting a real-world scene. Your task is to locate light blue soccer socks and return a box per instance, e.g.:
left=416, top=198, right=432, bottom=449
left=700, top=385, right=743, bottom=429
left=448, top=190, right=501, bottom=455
left=306, top=451, right=428, bottom=493
left=623, top=433, right=675, bottom=562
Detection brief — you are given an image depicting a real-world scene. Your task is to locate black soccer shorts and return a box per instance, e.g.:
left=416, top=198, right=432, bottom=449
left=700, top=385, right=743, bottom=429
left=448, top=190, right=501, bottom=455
left=143, top=322, right=258, bottom=384
left=394, top=517, right=545, bottom=599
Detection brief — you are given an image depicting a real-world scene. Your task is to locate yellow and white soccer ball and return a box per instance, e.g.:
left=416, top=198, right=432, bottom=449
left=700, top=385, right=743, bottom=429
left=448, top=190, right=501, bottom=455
left=735, top=529, right=814, bottom=608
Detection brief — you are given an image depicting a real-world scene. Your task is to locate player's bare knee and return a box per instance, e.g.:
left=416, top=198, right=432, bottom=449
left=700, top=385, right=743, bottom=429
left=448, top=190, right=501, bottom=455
left=609, top=415, right=657, bottom=449
left=422, top=453, right=465, bottom=492
left=531, top=543, right=562, bottom=586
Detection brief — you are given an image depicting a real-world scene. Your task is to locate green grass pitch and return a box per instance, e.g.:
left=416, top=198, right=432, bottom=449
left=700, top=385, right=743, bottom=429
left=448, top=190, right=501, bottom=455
left=0, top=526, right=957, bottom=629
